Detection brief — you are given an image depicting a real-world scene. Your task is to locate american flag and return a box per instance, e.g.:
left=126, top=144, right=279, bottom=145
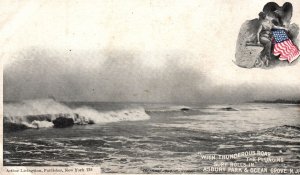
left=272, top=29, right=300, bottom=63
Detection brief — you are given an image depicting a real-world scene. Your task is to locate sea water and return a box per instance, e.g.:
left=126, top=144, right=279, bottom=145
left=3, top=99, right=300, bottom=173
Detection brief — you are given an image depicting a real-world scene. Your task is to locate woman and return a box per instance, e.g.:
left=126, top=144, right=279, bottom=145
left=256, top=12, right=288, bottom=67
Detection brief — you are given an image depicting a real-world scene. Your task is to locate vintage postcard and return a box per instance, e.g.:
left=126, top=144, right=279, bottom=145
left=1, top=0, right=300, bottom=174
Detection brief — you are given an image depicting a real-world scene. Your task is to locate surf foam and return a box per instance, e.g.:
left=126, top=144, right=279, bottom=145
left=4, top=99, right=150, bottom=130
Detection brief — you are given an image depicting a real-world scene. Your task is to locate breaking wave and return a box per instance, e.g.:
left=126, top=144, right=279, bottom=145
left=146, top=105, right=192, bottom=112
left=4, top=99, right=150, bottom=131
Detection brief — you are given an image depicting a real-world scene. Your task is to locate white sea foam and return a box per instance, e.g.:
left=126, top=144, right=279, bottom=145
left=4, top=99, right=150, bottom=129
left=31, top=120, right=54, bottom=128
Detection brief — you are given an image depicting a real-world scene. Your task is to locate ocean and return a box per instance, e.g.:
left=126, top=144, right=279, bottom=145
left=3, top=99, right=300, bottom=173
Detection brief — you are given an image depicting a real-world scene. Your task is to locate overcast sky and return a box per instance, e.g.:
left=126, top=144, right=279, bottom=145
left=2, top=0, right=300, bottom=103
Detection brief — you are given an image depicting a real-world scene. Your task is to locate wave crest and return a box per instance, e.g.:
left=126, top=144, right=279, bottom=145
left=4, top=99, right=150, bottom=131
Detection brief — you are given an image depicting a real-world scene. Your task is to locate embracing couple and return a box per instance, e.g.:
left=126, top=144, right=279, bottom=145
left=256, top=10, right=300, bottom=67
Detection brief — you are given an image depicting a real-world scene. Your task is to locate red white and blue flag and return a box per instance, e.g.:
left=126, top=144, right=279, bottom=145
left=272, top=29, right=300, bottom=63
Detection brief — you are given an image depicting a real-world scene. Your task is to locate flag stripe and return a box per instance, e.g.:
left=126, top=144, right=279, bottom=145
left=272, top=29, right=300, bottom=63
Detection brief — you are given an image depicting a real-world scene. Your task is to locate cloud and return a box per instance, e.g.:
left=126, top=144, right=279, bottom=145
left=4, top=49, right=300, bottom=103
left=4, top=49, right=206, bottom=103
